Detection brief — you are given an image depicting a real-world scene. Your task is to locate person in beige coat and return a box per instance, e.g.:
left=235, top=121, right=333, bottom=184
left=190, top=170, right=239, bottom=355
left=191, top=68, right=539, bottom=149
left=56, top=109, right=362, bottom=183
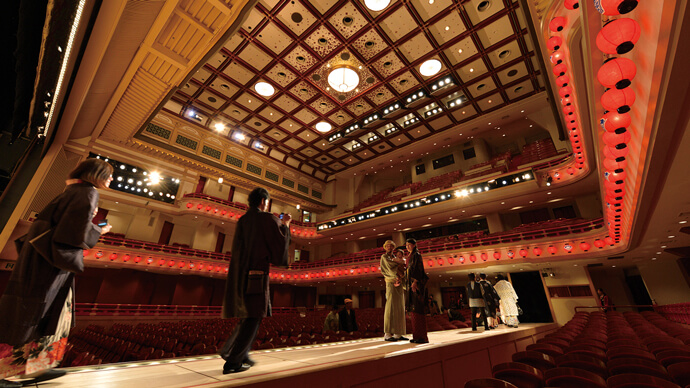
left=380, top=240, right=408, bottom=341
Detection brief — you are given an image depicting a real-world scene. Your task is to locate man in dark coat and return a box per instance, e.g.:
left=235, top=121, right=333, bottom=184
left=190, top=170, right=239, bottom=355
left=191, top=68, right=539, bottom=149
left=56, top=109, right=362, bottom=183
left=220, top=188, right=291, bottom=374
left=467, top=273, right=489, bottom=331
left=339, top=298, right=358, bottom=332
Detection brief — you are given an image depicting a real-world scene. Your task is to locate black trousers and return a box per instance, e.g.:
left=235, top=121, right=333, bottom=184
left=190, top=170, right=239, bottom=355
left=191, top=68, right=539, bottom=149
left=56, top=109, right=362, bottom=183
left=220, top=317, right=262, bottom=366
left=471, top=307, right=489, bottom=330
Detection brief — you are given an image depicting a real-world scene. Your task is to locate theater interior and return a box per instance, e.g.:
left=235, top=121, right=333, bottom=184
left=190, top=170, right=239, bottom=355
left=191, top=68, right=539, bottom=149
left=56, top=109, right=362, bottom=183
left=1, top=0, right=689, bottom=386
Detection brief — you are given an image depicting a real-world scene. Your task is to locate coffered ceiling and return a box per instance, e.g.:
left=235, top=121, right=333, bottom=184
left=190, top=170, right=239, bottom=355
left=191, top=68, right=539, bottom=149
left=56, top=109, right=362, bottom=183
left=154, top=0, right=546, bottom=179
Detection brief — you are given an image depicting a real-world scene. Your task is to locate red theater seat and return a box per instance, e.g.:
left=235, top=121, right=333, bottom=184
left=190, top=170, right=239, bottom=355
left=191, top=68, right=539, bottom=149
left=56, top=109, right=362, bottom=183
left=512, top=351, right=556, bottom=372
left=607, top=357, right=672, bottom=380
left=544, top=367, right=607, bottom=388
left=555, top=354, right=608, bottom=379
left=607, top=373, right=681, bottom=388
left=464, top=378, right=518, bottom=388
left=526, top=343, right=565, bottom=358
left=492, top=362, right=544, bottom=388
left=667, top=361, right=690, bottom=387
left=656, top=349, right=690, bottom=367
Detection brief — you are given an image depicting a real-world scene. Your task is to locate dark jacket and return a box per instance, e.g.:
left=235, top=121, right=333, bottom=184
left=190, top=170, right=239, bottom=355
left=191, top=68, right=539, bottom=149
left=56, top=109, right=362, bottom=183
left=406, top=248, right=429, bottom=314
left=0, top=182, right=101, bottom=346
left=222, top=207, right=290, bottom=319
left=480, top=280, right=500, bottom=310
left=339, top=308, right=358, bottom=332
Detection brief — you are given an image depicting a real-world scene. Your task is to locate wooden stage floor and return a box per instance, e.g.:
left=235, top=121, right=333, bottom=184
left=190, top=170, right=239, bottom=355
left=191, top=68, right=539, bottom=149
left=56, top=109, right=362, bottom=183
left=24, top=323, right=557, bottom=387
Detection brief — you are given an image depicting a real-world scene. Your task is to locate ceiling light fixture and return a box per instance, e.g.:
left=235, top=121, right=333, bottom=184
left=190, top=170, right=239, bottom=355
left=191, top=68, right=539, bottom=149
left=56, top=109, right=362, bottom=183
left=254, top=82, right=275, bottom=96
left=214, top=123, right=225, bottom=131
left=420, top=59, right=442, bottom=76
left=364, top=0, right=391, bottom=11
left=328, top=66, right=359, bottom=92
left=315, top=122, right=332, bottom=133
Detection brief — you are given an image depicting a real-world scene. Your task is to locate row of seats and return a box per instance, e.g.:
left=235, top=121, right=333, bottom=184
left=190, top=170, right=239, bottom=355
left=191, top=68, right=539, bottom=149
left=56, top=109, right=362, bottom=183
left=99, top=233, right=232, bottom=261
left=63, top=309, right=470, bottom=364
left=467, top=310, right=690, bottom=387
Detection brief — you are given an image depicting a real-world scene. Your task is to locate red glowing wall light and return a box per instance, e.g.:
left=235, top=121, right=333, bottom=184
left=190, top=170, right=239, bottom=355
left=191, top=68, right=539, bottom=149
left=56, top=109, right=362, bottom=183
left=596, top=18, right=641, bottom=55
left=548, top=246, right=557, bottom=255
left=480, top=253, right=488, bottom=261
left=519, top=249, right=528, bottom=258
left=109, top=253, right=118, bottom=261
left=533, top=247, right=543, bottom=257
left=601, top=88, right=635, bottom=113
left=547, top=36, right=562, bottom=51
left=493, top=252, right=501, bottom=260
left=580, top=242, right=591, bottom=252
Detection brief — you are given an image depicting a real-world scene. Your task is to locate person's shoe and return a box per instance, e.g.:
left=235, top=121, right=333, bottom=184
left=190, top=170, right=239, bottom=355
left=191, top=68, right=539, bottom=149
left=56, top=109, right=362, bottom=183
left=243, top=357, right=256, bottom=366
left=410, top=339, right=429, bottom=344
left=223, top=362, right=251, bottom=374
left=471, top=328, right=477, bottom=331
left=0, top=380, right=22, bottom=388
left=384, top=337, right=398, bottom=342
left=397, top=336, right=409, bottom=341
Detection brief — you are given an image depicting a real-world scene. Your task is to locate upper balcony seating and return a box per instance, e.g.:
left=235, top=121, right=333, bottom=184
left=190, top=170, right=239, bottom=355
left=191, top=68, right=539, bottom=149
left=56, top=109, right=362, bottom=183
left=98, top=233, right=231, bottom=261
left=486, top=309, right=690, bottom=388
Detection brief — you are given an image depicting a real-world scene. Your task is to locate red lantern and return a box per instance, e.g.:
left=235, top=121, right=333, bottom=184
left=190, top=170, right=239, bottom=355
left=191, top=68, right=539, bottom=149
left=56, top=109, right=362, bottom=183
left=168, top=260, right=175, bottom=267
left=427, top=260, right=434, bottom=267
left=604, top=236, right=615, bottom=245
left=493, top=252, right=501, bottom=260
left=470, top=254, right=476, bottom=262
left=448, top=257, right=454, bottom=264
left=565, top=0, right=579, bottom=10
left=580, top=242, right=591, bottom=252
left=437, top=258, right=444, bottom=266
left=563, top=105, right=575, bottom=117
left=186, top=203, right=193, bottom=208
left=550, top=50, right=565, bottom=65
left=594, top=0, right=639, bottom=15
left=205, top=205, right=212, bottom=212
left=552, top=63, right=568, bottom=77
left=549, top=17, right=567, bottom=32
left=548, top=246, right=558, bottom=255
left=533, top=247, right=543, bottom=256
left=547, top=36, right=562, bottom=51
left=596, top=18, right=641, bottom=55
left=600, top=111, right=631, bottom=132
left=519, top=249, right=528, bottom=258
left=196, top=204, right=203, bottom=210
left=123, top=254, right=130, bottom=262
left=556, top=74, right=570, bottom=87
left=178, top=261, right=186, bottom=268
left=134, top=256, right=142, bottom=263
left=481, top=253, right=488, bottom=261
left=562, top=97, right=574, bottom=107
left=601, top=88, right=635, bottom=113
left=507, top=250, right=515, bottom=258
left=220, top=210, right=227, bottom=216
left=563, top=243, right=574, bottom=253
left=604, top=144, right=629, bottom=159
left=603, top=128, right=631, bottom=147
left=605, top=170, right=627, bottom=183
left=459, top=256, right=465, bottom=264
left=594, top=239, right=605, bottom=248
left=604, top=179, right=625, bottom=191
left=559, top=86, right=573, bottom=99
left=567, top=167, right=575, bottom=175
left=109, top=253, right=118, bottom=261
left=598, top=58, right=637, bottom=89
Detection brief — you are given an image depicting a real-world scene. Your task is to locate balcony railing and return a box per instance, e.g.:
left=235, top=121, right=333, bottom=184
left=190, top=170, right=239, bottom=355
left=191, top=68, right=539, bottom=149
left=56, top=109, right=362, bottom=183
left=99, top=234, right=231, bottom=261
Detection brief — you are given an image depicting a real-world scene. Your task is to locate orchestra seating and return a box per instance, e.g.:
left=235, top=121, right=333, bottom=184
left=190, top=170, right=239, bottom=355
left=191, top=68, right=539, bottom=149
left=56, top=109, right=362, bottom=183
left=62, top=308, right=469, bottom=366
left=484, top=310, right=690, bottom=388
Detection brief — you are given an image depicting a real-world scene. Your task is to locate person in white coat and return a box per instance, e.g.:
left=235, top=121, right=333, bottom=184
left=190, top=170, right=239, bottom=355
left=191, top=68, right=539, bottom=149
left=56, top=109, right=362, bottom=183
left=494, top=274, right=520, bottom=328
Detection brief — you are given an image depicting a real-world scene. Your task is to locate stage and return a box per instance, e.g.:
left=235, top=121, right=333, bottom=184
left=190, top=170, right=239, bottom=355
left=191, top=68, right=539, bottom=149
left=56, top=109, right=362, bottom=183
left=33, top=323, right=557, bottom=387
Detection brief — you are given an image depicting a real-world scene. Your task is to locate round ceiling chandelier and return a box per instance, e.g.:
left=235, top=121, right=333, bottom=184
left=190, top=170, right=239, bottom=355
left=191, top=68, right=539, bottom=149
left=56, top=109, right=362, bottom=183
left=364, top=0, right=391, bottom=11
left=419, top=59, right=442, bottom=77
left=315, top=121, right=332, bottom=133
left=328, top=66, right=360, bottom=93
left=254, top=81, right=275, bottom=97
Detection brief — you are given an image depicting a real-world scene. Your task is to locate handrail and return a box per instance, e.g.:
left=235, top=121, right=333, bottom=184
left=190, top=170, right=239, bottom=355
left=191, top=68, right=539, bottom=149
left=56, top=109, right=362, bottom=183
left=573, top=305, right=656, bottom=313
left=73, top=303, right=316, bottom=316
left=289, top=217, right=603, bottom=269
left=98, top=234, right=231, bottom=261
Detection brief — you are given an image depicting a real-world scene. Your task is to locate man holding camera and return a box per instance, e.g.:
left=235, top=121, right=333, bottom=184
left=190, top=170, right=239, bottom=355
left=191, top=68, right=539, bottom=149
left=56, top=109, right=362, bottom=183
left=220, top=188, right=291, bottom=374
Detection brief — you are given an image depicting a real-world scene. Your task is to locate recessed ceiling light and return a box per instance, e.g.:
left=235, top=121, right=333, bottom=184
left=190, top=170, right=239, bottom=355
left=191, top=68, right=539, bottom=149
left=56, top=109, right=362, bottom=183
left=315, top=122, right=332, bottom=133
left=661, top=245, right=667, bottom=248
left=469, top=68, right=474, bottom=72
left=419, top=59, right=442, bottom=76
left=656, top=252, right=662, bottom=254
left=364, top=0, right=391, bottom=11
left=214, top=122, right=225, bottom=131
left=254, top=81, right=275, bottom=97
left=680, top=220, right=688, bottom=224
left=668, top=235, right=675, bottom=238
left=458, top=48, right=463, bottom=54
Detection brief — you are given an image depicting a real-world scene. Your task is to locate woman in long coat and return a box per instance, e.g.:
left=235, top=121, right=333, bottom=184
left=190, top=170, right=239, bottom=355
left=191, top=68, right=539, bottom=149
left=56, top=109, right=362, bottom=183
left=0, top=158, right=113, bottom=387
left=405, top=238, right=429, bottom=343
left=380, top=240, right=407, bottom=341
left=494, top=275, right=519, bottom=328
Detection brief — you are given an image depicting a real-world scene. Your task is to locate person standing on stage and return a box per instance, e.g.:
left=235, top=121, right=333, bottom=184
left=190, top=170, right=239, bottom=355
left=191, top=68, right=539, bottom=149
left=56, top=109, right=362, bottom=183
left=380, top=240, right=407, bottom=342
left=220, top=188, right=291, bottom=374
left=0, top=158, right=113, bottom=388
left=467, top=273, right=489, bottom=331
left=405, top=238, right=429, bottom=343
left=494, top=275, right=519, bottom=328
left=479, top=273, right=500, bottom=329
